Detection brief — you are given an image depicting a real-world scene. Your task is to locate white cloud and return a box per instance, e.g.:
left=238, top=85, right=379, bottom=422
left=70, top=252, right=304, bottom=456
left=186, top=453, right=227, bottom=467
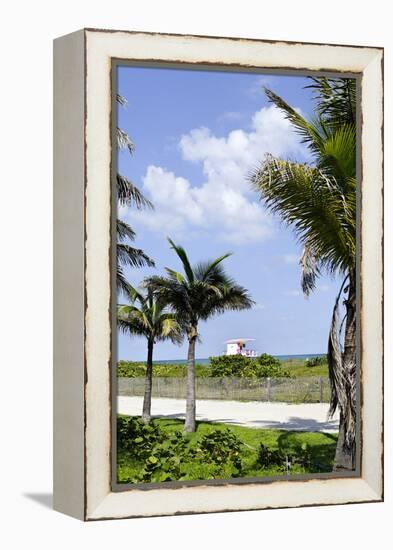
left=126, top=105, right=307, bottom=244
left=284, top=289, right=302, bottom=297
left=253, top=303, right=266, bottom=311
left=246, top=75, right=275, bottom=98
left=218, top=111, right=244, bottom=122
left=280, top=253, right=300, bottom=264
left=319, top=284, right=330, bottom=292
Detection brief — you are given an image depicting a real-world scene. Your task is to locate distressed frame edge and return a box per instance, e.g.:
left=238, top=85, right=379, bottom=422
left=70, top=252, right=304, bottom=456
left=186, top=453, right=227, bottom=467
left=52, top=28, right=383, bottom=521
left=53, top=29, right=86, bottom=521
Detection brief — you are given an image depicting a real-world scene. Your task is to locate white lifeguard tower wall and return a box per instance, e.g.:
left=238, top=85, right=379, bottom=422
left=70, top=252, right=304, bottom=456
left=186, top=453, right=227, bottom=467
left=225, top=338, right=257, bottom=357
left=226, top=342, right=240, bottom=355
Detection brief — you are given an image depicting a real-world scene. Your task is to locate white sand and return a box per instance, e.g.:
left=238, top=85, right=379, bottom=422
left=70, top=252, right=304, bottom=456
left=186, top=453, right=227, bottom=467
left=117, top=396, right=339, bottom=432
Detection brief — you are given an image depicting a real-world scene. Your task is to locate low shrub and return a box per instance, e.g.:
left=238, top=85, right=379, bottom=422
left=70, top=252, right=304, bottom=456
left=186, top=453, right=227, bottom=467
left=117, top=361, right=210, bottom=378
left=118, top=418, right=245, bottom=482
left=306, top=355, right=327, bottom=367
left=209, top=354, right=291, bottom=378
left=209, top=354, right=250, bottom=377
left=117, top=417, right=189, bottom=483
left=117, top=416, right=164, bottom=459
left=191, top=429, right=243, bottom=475
left=133, top=431, right=190, bottom=483
left=257, top=443, right=284, bottom=468
left=117, top=361, right=146, bottom=377
left=257, top=353, right=281, bottom=367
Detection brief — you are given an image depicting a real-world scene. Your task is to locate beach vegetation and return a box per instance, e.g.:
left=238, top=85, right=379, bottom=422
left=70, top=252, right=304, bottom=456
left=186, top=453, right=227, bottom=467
left=117, top=415, right=337, bottom=483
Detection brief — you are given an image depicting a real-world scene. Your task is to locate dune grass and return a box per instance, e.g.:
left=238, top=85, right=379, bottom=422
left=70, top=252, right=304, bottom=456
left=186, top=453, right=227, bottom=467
left=282, top=360, right=328, bottom=377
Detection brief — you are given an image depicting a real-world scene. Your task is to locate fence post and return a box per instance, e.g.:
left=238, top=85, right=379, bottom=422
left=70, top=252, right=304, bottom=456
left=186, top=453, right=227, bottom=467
left=319, top=377, right=323, bottom=403
left=267, top=377, right=271, bottom=402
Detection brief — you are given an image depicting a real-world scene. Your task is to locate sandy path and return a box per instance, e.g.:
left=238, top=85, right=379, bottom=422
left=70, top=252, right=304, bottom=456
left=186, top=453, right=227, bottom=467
left=117, top=396, right=339, bottom=432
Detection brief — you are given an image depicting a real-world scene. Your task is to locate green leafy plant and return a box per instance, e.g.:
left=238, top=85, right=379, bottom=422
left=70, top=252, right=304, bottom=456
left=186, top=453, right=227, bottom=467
left=117, top=361, right=147, bottom=377
left=117, top=360, right=210, bottom=378
left=117, top=416, right=164, bottom=459
left=191, top=429, right=243, bottom=476
left=257, top=441, right=320, bottom=472
left=209, top=354, right=291, bottom=378
left=257, top=443, right=285, bottom=468
left=257, top=353, right=280, bottom=367
left=118, top=417, right=190, bottom=482
left=209, top=355, right=251, bottom=377
left=134, top=431, right=190, bottom=483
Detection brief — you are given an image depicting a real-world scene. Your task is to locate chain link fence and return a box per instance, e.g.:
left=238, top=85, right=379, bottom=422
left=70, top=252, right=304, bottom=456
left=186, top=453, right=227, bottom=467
left=118, top=376, right=331, bottom=403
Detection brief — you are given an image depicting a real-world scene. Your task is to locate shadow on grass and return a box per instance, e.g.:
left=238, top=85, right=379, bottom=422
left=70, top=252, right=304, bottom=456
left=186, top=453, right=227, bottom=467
left=277, top=431, right=337, bottom=471
left=149, top=414, right=338, bottom=433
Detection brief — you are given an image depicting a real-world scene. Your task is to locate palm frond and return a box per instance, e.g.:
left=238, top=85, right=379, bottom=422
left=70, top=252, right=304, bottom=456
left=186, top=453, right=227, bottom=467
left=300, top=241, right=320, bottom=296
left=116, top=265, right=131, bottom=295
left=146, top=243, right=253, bottom=329
left=194, top=253, right=232, bottom=283
left=117, top=174, right=154, bottom=209
left=250, top=155, right=355, bottom=275
left=264, top=87, right=329, bottom=157
left=327, top=287, right=345, bottom=418
left=117, top=218, right=136, bottom=242
left=117, top=128, right=135, bottom=155
left=118, top=283, right=184, bottom=345
left=160, top=316, right=184, bottom=344
left=124, top=284, right=146, bottom=305
left=116, top=94, right=128, bottom=107
left=305, top=77, right=356, bottom=127
left=165, top=267, right=187, bottom=284
left=167, top=238, right=194, bottom=283
left=117, top=243, right=155, bottom=269
left=318, top=124, right=356, bottom=183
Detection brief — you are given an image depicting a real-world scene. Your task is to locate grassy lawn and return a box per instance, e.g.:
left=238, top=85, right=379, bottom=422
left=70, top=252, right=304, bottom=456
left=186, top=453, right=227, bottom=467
left=117, top=416, right=337, bottom=484
left=281, top=360, right=328, bottom=377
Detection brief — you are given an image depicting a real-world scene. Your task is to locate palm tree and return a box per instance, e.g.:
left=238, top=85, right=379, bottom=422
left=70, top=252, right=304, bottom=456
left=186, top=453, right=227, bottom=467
left=250, top=78, right=357, bottom=470
left=116, top=94, right=155, bottom=292
left=147, top=238, right=254, bottom=432
left=118, top=284, right=183, bottom=423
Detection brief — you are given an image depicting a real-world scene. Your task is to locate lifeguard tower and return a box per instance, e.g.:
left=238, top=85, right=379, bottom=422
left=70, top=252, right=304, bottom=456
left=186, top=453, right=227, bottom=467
left=225, top=338, right=257, bottom=358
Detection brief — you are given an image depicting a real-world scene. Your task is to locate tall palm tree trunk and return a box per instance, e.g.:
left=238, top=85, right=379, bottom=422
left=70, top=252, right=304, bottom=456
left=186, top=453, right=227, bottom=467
left=142, top=338, right=154, bottom=423
left=334, top=276, right=356, bottom=470
left=185, top=326, right=197, bottom=433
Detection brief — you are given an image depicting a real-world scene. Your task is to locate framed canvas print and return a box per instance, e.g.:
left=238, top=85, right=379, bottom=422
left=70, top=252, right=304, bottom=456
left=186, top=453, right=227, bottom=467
left=53, top=28, right=384, bottom=520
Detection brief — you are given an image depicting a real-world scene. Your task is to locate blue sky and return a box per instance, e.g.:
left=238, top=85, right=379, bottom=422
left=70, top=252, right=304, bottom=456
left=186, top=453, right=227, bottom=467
left=117, top=66, right=341, bottom=361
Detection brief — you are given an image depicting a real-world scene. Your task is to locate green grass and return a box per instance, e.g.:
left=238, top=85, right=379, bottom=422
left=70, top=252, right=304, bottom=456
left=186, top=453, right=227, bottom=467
left=117, top=416, right=337, bottom=483
left=282, top=360, right=328, bottom=377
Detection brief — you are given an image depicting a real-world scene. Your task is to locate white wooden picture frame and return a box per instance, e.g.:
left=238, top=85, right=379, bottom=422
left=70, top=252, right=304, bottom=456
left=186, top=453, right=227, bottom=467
left=53, top=28, right=383, bottom=521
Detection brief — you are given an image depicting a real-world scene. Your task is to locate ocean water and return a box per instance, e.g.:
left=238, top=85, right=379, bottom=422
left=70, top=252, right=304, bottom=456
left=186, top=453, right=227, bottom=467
left=154, top=353, right=325, bottom=366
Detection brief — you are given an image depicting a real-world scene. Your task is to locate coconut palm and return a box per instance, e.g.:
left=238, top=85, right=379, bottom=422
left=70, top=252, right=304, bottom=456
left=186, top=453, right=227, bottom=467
left=147, top=238, right=254, bottom=432
left=116, top=94, right=155, bottom=292
left=118, top=284, right=183, bottom=423
left=250, top=77, right=357, bottom=470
